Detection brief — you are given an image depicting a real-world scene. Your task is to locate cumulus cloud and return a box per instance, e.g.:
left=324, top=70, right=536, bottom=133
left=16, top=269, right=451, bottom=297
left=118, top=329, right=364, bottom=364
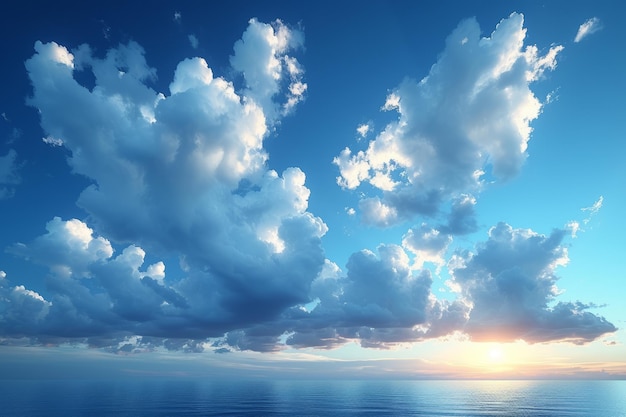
left=9, top=217, right=113, bottom=279
left=2, top=213, right=325, bottom=344
left=0, top=279, right=52, bottom=335
left=222, top=220, right=616, bottom=351
left=3, top=217, right=614, bottom=351
left=334, top=13, right=563, bottom=227
left=3, top=218, right=183, bottom=339
left=3, top=19, right=326, bottom=347
left=574, top=17, right=602, bottom=43
left=439, top=194, right=478, bottom=235
left=402, top=224, right=452, bottom=268
left=230, top=243, right=469, bottom=351
left=230, top=19, right=307, bottom=118
left=0, top=149, right=20, bottom=199
left=449, top=222, right=616, bottom=344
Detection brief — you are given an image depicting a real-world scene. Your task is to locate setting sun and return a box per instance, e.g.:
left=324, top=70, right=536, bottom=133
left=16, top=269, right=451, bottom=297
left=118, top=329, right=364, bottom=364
left=488, top=345, right=504, bottom=362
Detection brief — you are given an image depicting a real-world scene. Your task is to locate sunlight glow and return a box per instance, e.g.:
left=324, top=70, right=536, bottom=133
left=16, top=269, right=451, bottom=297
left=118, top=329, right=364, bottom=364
left=488, top=345, right=504, bottom=362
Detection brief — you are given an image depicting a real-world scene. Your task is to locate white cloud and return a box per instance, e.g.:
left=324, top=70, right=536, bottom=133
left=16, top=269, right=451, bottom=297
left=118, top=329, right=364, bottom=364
left=33, top=40, right=74, bottom=68
left=566, top=220, right=580, bottom=238
left=230, top=18, right=306, bottom=119
left=356, top=123, right=371, bottom=139
left=333, top=147, right=371, bottom=189
left=9, top=217, right=113, bottom=279
left=334, top=13, right=563, bottom=227
left=574, top=17, right=602, bottom=43
left=42, top=136, right=64, bottom=146
left=381, top=92, right=400, bottom=111
left=358, top=197, right=399, bottom=227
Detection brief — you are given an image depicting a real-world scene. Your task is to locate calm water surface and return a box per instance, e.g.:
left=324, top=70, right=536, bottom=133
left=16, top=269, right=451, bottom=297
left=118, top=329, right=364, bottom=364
left=1, top=379, right=625, bottom=416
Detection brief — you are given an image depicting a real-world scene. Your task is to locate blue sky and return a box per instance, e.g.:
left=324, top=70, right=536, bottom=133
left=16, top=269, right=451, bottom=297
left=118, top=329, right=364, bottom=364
left=1, top=1, right=625, bottom=379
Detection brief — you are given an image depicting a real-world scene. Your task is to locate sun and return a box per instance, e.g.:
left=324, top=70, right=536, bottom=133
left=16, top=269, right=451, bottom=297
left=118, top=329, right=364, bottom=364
left=487, top=345, right=505, bottom=363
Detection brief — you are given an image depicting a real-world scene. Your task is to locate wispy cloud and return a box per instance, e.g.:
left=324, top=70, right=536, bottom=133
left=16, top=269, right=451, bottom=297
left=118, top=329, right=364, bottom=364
left=582, top=195, right=603, bottom=224
left=574, top=17, right=602, bottom=43
left=188, top=34, right=198, bottom=49
left=0, top=149, right=20, bottom=199
left=582, top=195, right=603, bottom=215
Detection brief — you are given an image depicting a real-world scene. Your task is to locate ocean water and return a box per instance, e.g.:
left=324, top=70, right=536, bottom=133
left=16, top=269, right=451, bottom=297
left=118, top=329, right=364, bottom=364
left=1, top=379, right=625, bottom=416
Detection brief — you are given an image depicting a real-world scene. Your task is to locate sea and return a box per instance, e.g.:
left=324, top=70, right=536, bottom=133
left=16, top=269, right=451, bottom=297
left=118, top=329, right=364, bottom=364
left=1, top=379, right=625, bottom=416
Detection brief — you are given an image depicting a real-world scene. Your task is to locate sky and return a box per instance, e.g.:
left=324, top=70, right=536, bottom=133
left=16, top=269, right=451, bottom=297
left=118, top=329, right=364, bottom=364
left=1, top=0, right=625, bottom=380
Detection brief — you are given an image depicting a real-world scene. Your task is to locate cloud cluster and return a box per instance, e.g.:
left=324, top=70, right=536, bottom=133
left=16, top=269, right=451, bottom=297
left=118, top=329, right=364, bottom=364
left=3, top=19, right=326, bottom=345
left=574, top=17, right=602, bottom=43
left=334, top=13, right=563, bottom=227
left=449, top=223, right=616, bottom=344
left=225, top=221, right=615, bottom=351
left=2, top=217, right=615, bottom=351
left=1, top=15, right=616, bottom=353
